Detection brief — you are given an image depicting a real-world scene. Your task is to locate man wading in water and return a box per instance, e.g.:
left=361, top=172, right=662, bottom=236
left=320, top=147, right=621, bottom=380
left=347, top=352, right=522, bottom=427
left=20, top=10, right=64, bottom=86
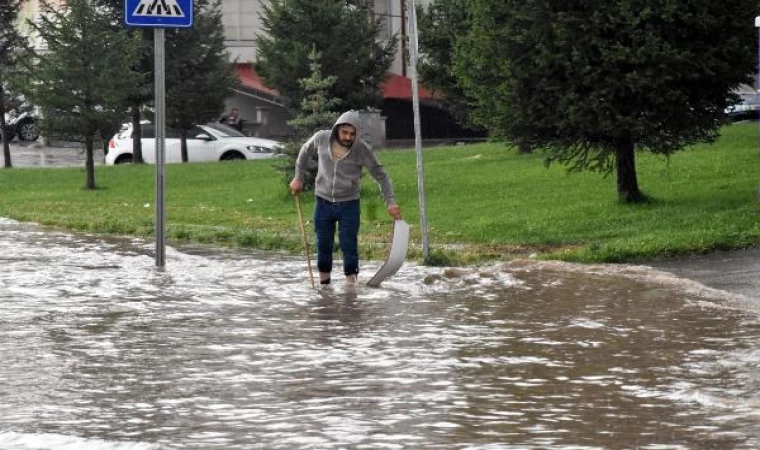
left=289, top=111, right=402, bottom=285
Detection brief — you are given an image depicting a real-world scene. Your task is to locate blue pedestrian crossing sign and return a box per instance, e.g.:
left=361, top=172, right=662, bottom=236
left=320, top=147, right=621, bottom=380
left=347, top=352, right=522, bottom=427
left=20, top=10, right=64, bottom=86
left=125, top=0, right=193, bottom=28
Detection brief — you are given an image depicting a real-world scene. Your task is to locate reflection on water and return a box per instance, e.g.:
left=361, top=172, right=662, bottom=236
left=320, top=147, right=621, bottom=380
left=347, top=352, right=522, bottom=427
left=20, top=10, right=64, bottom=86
left=0, top=218, right=759, bottom=450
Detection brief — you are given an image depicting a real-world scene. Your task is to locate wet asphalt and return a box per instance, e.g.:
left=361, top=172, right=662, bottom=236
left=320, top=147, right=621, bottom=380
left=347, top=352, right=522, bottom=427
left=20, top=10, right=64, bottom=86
left=650, top=249, right=760, bottom=300
left=1, top=140, right=105, bottom=168
left=2, top=139, right=759, bottom=301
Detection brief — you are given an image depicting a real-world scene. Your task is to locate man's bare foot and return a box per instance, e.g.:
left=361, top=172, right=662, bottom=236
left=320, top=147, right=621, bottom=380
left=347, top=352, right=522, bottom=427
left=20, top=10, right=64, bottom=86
left=345, top=274, right=357, bottom=284
left=319, top=272, right=331, bottom=285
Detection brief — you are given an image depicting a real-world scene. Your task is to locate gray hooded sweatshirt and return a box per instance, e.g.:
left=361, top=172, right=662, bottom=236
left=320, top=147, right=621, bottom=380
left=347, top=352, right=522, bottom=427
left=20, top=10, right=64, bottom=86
left=295, top=111, right=396, bottom=206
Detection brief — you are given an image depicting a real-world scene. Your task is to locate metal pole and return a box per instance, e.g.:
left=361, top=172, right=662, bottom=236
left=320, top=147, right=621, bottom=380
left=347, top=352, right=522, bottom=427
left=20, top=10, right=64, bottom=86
left=155, top=28, right=167, bottom=267
left=406, top=0, right=429, bottom=261
left=756, top=17, right=760, bottom=206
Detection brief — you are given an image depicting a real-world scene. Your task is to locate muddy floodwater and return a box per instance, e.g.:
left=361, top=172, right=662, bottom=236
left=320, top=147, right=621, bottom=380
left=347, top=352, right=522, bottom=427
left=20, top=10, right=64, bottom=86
left=0, top=217, right=758, bottom=450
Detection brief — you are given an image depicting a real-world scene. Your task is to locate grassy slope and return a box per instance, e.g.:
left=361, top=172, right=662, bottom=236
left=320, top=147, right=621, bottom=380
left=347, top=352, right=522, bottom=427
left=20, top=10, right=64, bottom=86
left=0, top=122, right=757, bottom=264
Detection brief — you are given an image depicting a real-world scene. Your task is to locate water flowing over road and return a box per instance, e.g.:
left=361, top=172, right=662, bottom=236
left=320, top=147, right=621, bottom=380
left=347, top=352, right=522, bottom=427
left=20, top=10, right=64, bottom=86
left=4, top=142, right=104, bottom=168
left=1, top=218, right=759, bottom=449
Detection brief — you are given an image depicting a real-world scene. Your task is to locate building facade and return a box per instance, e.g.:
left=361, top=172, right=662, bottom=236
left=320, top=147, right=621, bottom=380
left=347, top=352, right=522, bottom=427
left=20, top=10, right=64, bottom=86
left=17, top=0, right=67, bottom=50
left=221, top=0, right=427, bottom=75
left=17, top=0, right=477, bottom=145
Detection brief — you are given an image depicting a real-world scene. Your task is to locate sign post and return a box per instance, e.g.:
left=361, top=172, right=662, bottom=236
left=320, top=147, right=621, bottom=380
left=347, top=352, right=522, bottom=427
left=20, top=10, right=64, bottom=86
left=154, top=29, right=166, bottom=267
left=125, top=0, right=193, bottom=267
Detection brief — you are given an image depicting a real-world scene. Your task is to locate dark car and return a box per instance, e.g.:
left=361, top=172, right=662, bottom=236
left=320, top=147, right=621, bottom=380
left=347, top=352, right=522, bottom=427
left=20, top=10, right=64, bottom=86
left=3, top=111, right=39, bottom=142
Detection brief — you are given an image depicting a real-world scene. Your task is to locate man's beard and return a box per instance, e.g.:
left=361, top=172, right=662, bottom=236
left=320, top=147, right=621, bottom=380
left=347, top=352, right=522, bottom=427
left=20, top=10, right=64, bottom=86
left=338, top=138, right=354, bottom=148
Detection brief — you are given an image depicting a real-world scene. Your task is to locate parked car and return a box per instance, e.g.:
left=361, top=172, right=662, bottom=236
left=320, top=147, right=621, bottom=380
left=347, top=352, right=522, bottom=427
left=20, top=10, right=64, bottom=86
left=725, top=93, right=760, bottom=122
left=3, top=111, right=39, bottom=142
left=105, top=122, right=283, bottom=165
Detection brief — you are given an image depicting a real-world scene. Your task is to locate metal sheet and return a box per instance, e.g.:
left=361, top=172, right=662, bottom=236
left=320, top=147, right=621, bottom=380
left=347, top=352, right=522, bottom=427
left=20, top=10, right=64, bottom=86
left=367, top=220, right=409, bottom=287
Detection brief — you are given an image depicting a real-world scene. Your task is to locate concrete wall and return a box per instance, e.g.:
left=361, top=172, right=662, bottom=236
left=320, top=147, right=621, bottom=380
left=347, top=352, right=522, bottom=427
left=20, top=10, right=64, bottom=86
left=358, top=110, right=387, bottom=149
left=221, top=0, right=262, bottom=63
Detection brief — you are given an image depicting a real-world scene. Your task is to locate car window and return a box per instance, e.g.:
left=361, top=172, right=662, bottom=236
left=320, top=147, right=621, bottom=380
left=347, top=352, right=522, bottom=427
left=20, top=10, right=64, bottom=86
left=138, top=124, right=184, bottom=139
left=204, top=122, right=245, bottom=137
left=745, top=94, right=760, bottom=107
left=187, top=126, right=210, bottom=139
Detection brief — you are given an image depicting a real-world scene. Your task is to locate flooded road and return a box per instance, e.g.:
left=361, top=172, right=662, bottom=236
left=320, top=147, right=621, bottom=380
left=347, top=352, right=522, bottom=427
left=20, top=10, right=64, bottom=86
left=1, top=217, right=759, bottom=450
left=3, top=141, right=104, bottom=168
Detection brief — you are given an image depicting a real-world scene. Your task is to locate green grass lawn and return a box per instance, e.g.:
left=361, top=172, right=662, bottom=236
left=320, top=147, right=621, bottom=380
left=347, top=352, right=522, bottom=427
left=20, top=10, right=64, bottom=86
left=1, top=122, right=758, bottom=265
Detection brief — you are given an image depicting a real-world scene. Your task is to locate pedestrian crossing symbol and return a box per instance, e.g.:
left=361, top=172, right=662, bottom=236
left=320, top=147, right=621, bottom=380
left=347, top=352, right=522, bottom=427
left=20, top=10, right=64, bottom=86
left=125, top=0, right=193, bottom=28
left=133, top=0, right=185, bottom=18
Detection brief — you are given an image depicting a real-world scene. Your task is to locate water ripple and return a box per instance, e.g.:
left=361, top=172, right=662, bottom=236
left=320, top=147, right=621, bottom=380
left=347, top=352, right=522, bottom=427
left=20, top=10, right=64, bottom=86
left=0, top=219, right=759, bottom=449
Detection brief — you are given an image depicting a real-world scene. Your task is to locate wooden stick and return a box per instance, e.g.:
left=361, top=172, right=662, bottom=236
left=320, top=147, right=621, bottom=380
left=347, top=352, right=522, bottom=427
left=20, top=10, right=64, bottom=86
left=294, top=193, right=315, bottom=288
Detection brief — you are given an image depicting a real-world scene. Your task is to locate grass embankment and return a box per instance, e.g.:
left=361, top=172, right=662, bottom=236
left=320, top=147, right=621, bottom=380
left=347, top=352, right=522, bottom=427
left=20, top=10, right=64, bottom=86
left=1, top=122, right=758, bottom=265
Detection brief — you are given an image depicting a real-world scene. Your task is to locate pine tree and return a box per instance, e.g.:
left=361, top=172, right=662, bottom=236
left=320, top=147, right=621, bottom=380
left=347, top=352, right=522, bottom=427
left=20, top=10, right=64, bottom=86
left=416, top=0, right=473, bottom=128
left=20, top=0, right=141, bottom=189
left=256, top=0, right=395, bottom=112
left=453, top=0, right=757, bottom=203
left=94, top=0, right=154, bottom=163
left=276, top=48, right=341, bottom=191
left=0, top=0, right=25, bottom=168
left=164, top=0, right=238, bottom=163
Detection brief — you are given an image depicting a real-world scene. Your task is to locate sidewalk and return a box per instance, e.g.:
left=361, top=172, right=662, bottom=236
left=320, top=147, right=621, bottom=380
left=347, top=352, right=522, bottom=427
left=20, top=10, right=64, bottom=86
left=2, top=141, right=106, bottom=168
left=650, top=248, right=760, bottom=300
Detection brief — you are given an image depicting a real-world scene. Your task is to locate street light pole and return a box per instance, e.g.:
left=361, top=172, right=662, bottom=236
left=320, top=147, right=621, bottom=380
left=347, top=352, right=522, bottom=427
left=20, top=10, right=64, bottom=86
left=756, top=17, right=760, bottom=206
left=406, top=0, right=429, bottom=262
left=756, top=17, right=760, bottom=87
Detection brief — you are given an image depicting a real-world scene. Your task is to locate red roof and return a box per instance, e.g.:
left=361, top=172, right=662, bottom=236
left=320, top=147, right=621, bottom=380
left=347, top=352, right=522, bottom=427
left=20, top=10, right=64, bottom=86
left=234, top=63, right=436, bottom=101
left=235, top=63, right=281, bottom=97
left=381, top=73, right=437, bottom=101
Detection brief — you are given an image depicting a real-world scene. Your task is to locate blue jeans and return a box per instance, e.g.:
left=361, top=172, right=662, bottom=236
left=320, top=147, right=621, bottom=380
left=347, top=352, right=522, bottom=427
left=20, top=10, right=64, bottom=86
left=314, top=196, right=360, bottom=276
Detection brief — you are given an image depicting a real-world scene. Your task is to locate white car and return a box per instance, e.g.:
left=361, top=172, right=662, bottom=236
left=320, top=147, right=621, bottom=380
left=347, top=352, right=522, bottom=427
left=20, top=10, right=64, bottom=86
left=105, top=122, right=283, bottom=165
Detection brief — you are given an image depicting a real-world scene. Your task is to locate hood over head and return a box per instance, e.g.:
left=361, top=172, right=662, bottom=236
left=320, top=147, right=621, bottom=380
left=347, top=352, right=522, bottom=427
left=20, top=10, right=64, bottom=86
left=331, top=110, right=361, bottom=137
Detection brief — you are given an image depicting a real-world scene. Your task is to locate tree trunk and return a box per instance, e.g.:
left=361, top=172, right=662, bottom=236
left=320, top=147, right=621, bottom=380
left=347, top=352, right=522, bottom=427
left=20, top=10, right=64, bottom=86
left=615, top=137, right=645, bottom=203
left=131, top=106, right=143, bottom=163
left=181, top=130, right=188, bottom=163
left=0, top=91, right=11, bottom=169
left=517, top=140, right=534, bottom=154
left=85, top=135, right=96, bottom=189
